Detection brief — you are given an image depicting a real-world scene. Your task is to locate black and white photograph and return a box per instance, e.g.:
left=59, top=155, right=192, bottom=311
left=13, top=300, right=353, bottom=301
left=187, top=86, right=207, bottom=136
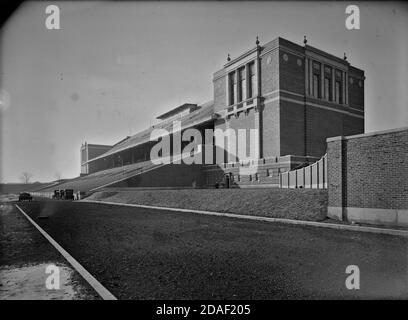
left=0, top=0, right=407, bottom=309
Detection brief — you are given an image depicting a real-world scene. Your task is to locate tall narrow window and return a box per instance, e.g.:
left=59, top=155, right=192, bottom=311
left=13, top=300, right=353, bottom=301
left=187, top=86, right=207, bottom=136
left=335, top=81, right=342, bottom=104
left=313, top=74, right=320, bottom=98
left=228, top=72, right=235, bottom=105
left=312, top=62, right=321, bottom=98
left=334, top=70, right=343, bottom=104
left=238, top=67, right=246, bottom=103
left=324, top=76, right=331, bottom=101
left=248, top=62, right=255, bottom=99
left=324, top=66, right=332, bottom=101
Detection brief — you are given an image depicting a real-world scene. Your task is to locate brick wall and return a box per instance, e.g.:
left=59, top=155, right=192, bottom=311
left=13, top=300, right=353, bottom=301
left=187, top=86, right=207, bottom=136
left=210, top=37, right=365, bottom=161
left=342, top=115, right=364, bottom=136
left=260, top=48, right=279, bottom=95
left=277, top=99, right=364, bottom=159
left=110, top=163, right=204, bottom=188
left=305, top=106, right=343, bottom=157
left=327, top=127, right=408, bottom=226
left=261, top=100, right=280, bottom=158
left=280, top=100, right=305, bottom=156
left=327, top=138, right=345, bottom=219
left=348, top=66, right=364, bottom=110
left=227, top=108, right=255, bottom=161
left=279, top=50, right=305, bottom=95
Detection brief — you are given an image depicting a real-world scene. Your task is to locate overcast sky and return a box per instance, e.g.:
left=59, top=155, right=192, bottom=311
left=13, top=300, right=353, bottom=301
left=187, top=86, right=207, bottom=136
left=1, top=1, right=407, bottom=183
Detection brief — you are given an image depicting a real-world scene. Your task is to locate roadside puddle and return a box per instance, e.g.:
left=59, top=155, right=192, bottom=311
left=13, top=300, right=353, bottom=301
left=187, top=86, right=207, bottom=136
left=1, top=201, right=97, bottom=300
left=0, top=262, right=87, bottom=300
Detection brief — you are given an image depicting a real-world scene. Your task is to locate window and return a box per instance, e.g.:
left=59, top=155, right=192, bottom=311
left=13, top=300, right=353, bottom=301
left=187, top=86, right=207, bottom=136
left=248, top=62, right=255, bottom=99
left=249, top=175, right=253, bottom=182
left=228, top=72, right=235, bottom=105
left=324, top=76, right=332, bottom=101
left=333, top=70, right=343, bottom=104
left=236, top=174, right=240, bottom=182
left=313, top=74, right=320, bottom=98
left=238, top=67, right=246, bottom=103
left=312, top=62, right=321, bottom=99
left=255, top=173, right=259, bottom=181
left=229, top=62, right=255, bottom=106
left=335, top=81, right=342, bottom=104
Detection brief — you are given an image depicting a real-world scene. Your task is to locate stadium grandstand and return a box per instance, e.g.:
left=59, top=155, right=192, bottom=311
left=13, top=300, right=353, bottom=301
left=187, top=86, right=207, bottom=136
left=34, top=36, right=364, bottom=196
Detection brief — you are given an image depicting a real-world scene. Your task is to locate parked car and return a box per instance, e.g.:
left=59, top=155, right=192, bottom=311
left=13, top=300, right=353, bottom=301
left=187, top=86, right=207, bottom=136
left=52, top=189, right=75, bottom=200
left=52, top=190, right=61, bottom=199
left=64, top=189, right=74, bottom=200
left=19, top=192, right=32, bottom=201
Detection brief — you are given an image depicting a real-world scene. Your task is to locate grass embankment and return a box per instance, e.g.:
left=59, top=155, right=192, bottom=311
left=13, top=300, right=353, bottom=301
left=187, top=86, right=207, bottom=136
left=86, top=188, right=328, bottom=221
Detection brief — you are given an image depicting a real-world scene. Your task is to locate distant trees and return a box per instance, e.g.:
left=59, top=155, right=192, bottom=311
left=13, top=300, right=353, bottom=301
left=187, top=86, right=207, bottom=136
left=20, top=172, right=33, bottom=184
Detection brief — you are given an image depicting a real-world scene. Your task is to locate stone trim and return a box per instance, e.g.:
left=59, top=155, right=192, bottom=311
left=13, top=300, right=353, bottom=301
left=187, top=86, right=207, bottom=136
left=224, top=47, right=258, bottom=68
left=263, top=95, right=364, bottom=119
left=327, top=126, right=408, bottom=142
left=328, top=206, right=408, bottom=227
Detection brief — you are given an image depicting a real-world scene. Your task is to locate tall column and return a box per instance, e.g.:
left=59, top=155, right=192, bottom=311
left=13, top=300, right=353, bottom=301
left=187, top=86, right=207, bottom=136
left=226, top=73, right=230, bottom=107
left=327, top=136, right=347, bottom=221
left=342, top=71, right=346, bottom=105
left=254, top=59, right=260, bottom=99
left=254, top=106, right=262, bottom=159
left=85, top=144, right=88, bottom=163
left=255, top=49, right=262, bottom=159
left=309, top=59, right=313, bottom=96
left=245, top=63, right=250, bottom=103
left=331, top=68, right=335, bottom=102
left=225, top=117, right=234, bottom=163
left=305, top=58, right=309, bottom=96
left=320, top=63, right=325, bottom=99
left=240, top=68, right=246, bottom=103
left=345, top=71, right=348, bottom=105
left=235, top=69, right=239, bottom=105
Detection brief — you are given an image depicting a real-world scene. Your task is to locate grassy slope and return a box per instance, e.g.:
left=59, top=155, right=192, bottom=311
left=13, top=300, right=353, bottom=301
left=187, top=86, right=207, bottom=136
left=87, top=188, right=328, bottom=221
left=0, top=183, right=52, bottom=194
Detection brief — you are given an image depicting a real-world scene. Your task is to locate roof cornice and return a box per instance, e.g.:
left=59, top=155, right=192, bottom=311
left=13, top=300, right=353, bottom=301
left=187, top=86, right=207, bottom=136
left=223, top=46, right=259, bottom=68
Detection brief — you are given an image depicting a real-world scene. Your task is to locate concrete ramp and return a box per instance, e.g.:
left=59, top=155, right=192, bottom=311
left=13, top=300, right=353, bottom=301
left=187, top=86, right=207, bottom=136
left=33, top=150, right=205, bottom=196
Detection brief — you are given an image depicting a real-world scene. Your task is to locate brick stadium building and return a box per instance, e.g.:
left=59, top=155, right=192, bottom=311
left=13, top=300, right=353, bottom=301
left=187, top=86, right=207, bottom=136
left=45, top=36, right=366, bottom=192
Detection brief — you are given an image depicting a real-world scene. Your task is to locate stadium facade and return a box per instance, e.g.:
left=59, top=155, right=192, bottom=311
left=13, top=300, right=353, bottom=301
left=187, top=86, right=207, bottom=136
left=73, top=36, right=365, bottom=191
